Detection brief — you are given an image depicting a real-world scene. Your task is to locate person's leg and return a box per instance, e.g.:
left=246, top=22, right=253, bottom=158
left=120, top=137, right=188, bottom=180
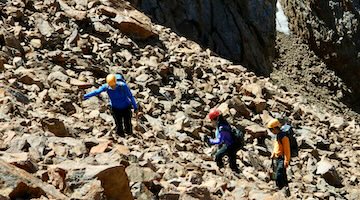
left=275, top=158, right=287, bottom=189
left=215, top=145, right=228, bottom=168
left=123, top=106, right=133, bottom=134
left=111, top=108, right=125, bottom=137
left=228, top=145, right=240, bottom=173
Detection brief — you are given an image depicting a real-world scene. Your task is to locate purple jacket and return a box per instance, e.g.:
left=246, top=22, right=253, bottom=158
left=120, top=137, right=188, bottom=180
left=209, top=122, right=234, bottom=146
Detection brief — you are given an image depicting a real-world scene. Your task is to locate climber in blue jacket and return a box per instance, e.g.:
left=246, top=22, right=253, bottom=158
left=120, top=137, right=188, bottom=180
left=84, top=74, right=138, bottom=137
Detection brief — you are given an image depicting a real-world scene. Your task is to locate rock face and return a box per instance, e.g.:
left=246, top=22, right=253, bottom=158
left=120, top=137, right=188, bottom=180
left=281, top=0, right=360, bottom=103
left=129, top=0, right=276, bottom=75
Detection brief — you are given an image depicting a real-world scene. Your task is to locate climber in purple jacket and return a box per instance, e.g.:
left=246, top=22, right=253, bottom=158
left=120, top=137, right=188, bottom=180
left=204, top=108, right=240, bottom=173
left=84, top=74, right=138, bottom=137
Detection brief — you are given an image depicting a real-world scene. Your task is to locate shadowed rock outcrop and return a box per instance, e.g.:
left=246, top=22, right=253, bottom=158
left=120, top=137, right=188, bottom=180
left=129, top=0, right=276, bottom=75
left=281, top=0, right=360, bottom=105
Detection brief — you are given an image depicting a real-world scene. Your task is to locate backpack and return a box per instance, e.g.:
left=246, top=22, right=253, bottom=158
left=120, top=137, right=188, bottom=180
left=219, top=124, right=245, bottom=148
left=277, top=124, right=299, bottom=157
left=231, top=128, right=245, bottom=148
left=116, top=74, right=126, bottom=82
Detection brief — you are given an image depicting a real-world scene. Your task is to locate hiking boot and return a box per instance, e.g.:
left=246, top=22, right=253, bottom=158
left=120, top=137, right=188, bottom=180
left=232, top=168, right=241, bottom=174
left=117, top=132, right=125, bottom=137
left=280, top=186, right=291, bottom=197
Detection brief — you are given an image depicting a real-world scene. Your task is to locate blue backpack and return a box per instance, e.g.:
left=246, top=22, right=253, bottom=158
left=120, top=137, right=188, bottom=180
left=277, top=124, right=299, bottom=157
left=116, top=74, right=126, bottom=82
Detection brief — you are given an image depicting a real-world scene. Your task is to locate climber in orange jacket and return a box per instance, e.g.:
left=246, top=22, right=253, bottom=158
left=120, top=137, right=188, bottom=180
left=268, top=119, right=290, bottom=190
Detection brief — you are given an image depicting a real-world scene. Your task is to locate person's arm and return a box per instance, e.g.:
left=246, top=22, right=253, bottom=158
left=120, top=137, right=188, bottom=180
left=209, top=127, right=224, bottom=145
left=282, top=136, right=291, bottom=168
left=271, top=140, right=277, bottom=158
left=124, top=84, right=138, bottom=111
left=84, top=85, right=107, bottom=100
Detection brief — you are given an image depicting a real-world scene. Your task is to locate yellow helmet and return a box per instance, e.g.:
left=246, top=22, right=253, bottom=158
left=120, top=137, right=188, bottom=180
left=267, top=118, right=281, bottom=129
left=106, top=74, right=116, bottom=88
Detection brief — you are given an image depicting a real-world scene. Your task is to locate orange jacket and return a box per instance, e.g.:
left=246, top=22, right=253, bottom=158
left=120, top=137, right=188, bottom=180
left=272, top=135, right=291, bottom=164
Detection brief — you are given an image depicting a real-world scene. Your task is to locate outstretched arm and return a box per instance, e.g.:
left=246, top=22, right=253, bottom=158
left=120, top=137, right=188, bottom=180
left=84, top=85, right=107, bottom=100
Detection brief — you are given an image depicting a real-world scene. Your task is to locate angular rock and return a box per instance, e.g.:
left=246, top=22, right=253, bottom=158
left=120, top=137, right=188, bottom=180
left=70, top=179, right=104, bottom=200
left=126, top=164, right=160, bottom=183
left=41, top=117, right=70, bottom=137
left=98, top=4, right=156, bottom=39
left=57, top=0, right=87, bottom=20
left=47, top=71, right=69, bottom=84
left=228, top=96, right=251, bottom=118
left=131, top=182, right=156, bottom=200
left=182, top=186, right=211, bottom=200
left=316, top=159, right=342, bottom=187
left=69, top=78, right=93, bottom=89
left=36, top=19, right=54, bottom=37
left=0, top=152, right=38, bottom=174
left=13, top=57, right=24, bottom=68
left=245, top=124, right=267, bottom=138
left=330, top=116, right=348, bottom=130
left=30, top=39, right=42, bottom=49
left=242, top=83, right=264, bottom=98
left=217, top=102, right=230, bottom=116
left=0, top=159, right=68, bottom=199
left=253, top=98, right=267, bottom=113
left=226, top=65, right=247, bottom=74
left=2, top=29, right=24, bottom=55
left=47, top=167, right=67, bottom=192
left=90, top=141, right=112, bottom=155
left=84, top=165, right=133, bottom=200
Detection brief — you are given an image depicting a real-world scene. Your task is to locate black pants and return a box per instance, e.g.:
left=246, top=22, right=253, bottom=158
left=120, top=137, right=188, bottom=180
left=275, top=157, right=288, bottom=189
left=215, top=144, right=240, bottom=172
left=111, top=106, right=132, bottom=137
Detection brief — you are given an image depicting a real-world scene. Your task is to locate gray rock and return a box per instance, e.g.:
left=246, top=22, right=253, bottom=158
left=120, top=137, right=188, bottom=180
left=47, top=71, right=69, bottom=84
left=0, top=159, right=68, bottom=199
left=316, top=159, right=342, bottom=187
left=0, top=152, right=38, bottom=173
left=125, top=164, right=161, bottom=183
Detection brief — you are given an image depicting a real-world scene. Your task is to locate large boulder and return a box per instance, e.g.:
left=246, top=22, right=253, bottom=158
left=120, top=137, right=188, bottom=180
left=316, top=158, right=343, bottom=187
left=281, top=0, right=360, bottom=103
left=40, top=117, right=70, bottom=137
left=129, top=0, right=277, bottom=75
left=85, top=165, right=134, bottom=200
left=0, top=159, right=68, bottom=199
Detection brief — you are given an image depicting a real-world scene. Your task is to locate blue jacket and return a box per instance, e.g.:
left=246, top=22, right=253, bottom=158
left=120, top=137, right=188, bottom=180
left=209, top=122, right=234, bottom=146
left=84, top=81, right=138, bottom=111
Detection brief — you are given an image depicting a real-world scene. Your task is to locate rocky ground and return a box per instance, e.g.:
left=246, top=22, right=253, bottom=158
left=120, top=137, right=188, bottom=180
left=0, top=0, right=360, bottom=200
left=272, top=33, right=360, bottom=122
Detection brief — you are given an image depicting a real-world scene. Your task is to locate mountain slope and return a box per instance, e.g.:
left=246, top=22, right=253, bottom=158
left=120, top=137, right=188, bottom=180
left=0, top=0, right=359, bottom=199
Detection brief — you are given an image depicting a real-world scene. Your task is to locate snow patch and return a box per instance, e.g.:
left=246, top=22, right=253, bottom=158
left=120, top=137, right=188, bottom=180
left=276, top=1, right=290, bottom=35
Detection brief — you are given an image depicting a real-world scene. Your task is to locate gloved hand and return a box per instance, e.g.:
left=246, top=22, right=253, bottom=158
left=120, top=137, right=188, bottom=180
left=204, top=135, right=211, bottom=146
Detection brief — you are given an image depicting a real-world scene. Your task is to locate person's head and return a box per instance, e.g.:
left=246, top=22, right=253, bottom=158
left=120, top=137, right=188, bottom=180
left=208, top=108, right=221, bottom=126
left=106, top=74, right=116, bottom=89
left=267, top=118, right=281, bottom=134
